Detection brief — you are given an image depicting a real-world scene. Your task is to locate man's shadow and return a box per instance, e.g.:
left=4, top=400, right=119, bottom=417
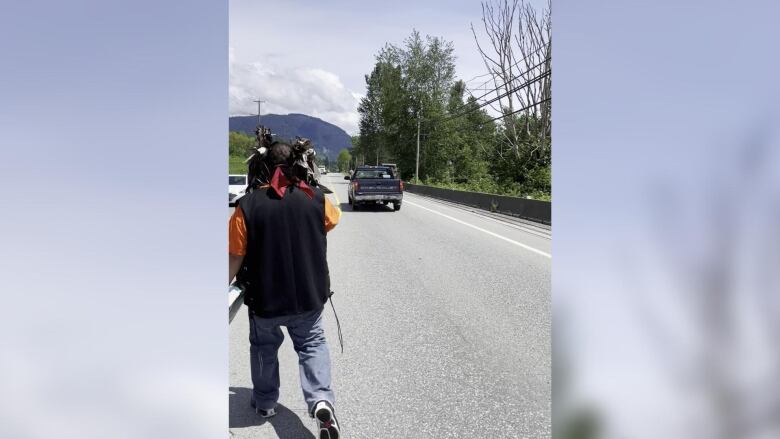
left=229, top=387, right=315, bottom=439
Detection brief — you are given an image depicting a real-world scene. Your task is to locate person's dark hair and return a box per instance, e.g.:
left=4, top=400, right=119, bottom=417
left=267, top=142, right=293, bottom=168
left=247, top=141, right=294, bottom=188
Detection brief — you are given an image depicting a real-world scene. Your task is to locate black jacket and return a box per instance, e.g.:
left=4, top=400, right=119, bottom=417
left=236, top=185, right=330, bottom=317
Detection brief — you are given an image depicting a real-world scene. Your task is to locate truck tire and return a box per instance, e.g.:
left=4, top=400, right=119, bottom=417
left=394, top=202, right=401, bottom=211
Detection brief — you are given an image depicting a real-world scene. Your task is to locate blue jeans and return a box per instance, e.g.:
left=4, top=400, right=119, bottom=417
left=248, top=307, right=335, bottom=415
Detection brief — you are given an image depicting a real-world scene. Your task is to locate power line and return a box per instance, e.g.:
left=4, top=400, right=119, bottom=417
left=465, top=44, right=549, bottom=89
left=452, top=55, right=551, bottom=123
left=463, top=71, right=494, bottom=84
left=470, top=71, right=549, bottom=112
left=354, top=52, right=551, bottom=153
left=466, top=56, right=549, bottom=104
left=410, top=67, right=549, bottom=130
left=460, top=62, right=549, bottom=121
left=466, top=46, right=548, bottom=92
left=418, top=99, right=550, bottom=136
left=482, top=97, right=551, bottom=124
left=442, top=70, right=550, bottom=123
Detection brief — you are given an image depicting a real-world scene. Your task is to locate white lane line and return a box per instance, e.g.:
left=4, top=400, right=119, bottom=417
left=329, top=186, right=341, bottom=208
left=405, top=200, right=552, bottom=259
left=322, top=176, right=342, bottom=215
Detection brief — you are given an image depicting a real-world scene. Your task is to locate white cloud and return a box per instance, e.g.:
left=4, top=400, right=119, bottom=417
left=229, top=48, right=361, bottom=135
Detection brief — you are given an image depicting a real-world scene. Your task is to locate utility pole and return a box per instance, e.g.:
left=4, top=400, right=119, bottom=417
left=415, top=113, right=421, bottom=184
left=253, top=99, right=265, bottom=125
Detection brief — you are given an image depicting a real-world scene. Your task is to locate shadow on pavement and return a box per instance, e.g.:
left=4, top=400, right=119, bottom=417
left=339, top=202, right=395, bottom=213
left=229, top=387, right=315, bottom=438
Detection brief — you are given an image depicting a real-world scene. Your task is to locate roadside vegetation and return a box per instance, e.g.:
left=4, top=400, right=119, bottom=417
left=228, top=131, right=253, bottom=174
left=352, top=0, right=551, bottom=200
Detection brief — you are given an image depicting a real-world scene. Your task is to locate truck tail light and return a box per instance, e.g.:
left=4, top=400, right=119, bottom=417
left=352, top=181, right=359, bottom=191
left=400, top=180, right=405, bottom=191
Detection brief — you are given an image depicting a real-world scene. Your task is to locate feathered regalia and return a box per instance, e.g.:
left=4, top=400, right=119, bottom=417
left=244, top=125, right=332, bottom=194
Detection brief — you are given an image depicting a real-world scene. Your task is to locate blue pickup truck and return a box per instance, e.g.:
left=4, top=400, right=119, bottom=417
left=345, top=165, right=404, bottom=211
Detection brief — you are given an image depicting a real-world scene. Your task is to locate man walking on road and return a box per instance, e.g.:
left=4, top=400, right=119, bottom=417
left=229, top=140, right=342, bottom=439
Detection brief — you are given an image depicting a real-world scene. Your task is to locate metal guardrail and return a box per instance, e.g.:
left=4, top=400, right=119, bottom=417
left=228, top=283, right=245, bottom=323
left=404, top=183, right=551, bottom=225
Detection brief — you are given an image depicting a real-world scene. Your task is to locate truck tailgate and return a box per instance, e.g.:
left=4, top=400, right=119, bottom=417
left=355, top=178, right=401, bottom=193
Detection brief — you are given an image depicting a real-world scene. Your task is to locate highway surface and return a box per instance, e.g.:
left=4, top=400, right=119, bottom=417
left=229, top=173, right=551, bottom=438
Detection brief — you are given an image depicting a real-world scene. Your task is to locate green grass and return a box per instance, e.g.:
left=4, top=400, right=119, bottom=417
left=422, top=179, right=551, bottom=202
left=229, top=155, right=247, bottom=174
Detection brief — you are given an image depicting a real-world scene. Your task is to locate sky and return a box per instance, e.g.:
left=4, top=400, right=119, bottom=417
left=553, top=0, right=780, bottom=437
left=229, top=0, right=548, bottom=135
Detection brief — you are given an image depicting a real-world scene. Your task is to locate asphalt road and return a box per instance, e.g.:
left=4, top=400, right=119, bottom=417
left=229, top=173, right=551, bottom=438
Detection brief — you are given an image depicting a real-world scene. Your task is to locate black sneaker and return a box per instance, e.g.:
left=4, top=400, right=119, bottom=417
left=313, top=401, right=340, bottom=439
left=250, top=399, right=277, bottom=418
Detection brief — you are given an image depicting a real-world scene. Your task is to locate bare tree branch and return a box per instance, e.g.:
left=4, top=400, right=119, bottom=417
left=472, top=0, right=551, bottom=159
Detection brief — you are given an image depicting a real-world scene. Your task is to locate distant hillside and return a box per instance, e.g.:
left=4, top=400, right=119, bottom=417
left=229, top=113, right=351, bottom=161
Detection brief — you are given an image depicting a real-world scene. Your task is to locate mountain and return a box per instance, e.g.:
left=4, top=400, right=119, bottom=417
left=229, top=113, right=352, bottom=162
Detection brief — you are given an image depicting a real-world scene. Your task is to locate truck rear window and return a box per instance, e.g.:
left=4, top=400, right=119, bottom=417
left=355, top=170, right=393, bottom=179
